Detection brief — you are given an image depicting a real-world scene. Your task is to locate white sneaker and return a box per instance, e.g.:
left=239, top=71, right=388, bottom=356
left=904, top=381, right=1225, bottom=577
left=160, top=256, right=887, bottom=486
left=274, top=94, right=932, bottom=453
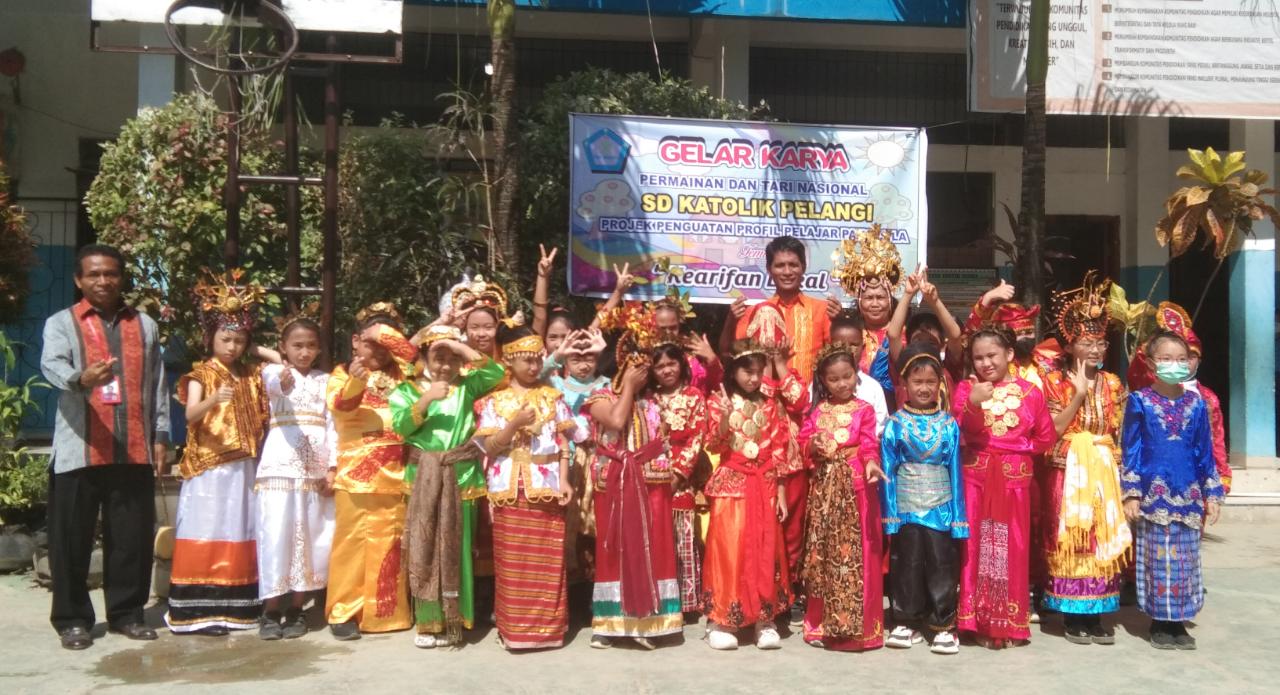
left=886, top=625, right=923, bottom=649
left=931, top=631, right=960, bottom=655
left=755, top=623, right=782, bottom=650
left=707, top=624, right=739, bottom=651
left=589, top=635, right=613, bottom=650
left=413, top=633, right=438, bottom=649
left=1029, top=608, right=1041, bottom=625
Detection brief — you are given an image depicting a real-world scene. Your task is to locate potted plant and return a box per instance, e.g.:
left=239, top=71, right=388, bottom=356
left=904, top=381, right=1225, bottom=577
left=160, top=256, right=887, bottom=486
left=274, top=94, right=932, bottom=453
left=0, top=330, right=48, bottom=572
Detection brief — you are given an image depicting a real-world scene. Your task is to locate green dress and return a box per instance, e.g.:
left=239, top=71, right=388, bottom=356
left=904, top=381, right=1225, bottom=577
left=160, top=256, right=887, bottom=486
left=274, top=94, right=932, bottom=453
left=389, top=358, right=505, bottom=632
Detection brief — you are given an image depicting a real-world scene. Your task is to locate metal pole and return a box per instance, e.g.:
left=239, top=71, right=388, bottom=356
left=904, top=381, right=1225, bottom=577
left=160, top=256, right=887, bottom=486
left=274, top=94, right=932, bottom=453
left=320, top=35, right=340, bottom=369
left=283, top=68, right=301, bottom=314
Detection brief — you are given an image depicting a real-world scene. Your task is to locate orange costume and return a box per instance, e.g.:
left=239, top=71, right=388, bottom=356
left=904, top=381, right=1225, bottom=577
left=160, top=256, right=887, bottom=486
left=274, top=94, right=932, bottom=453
left=324, top=317, right=417, bottom=633
left=734, top=296, right=828, bottom=580
left=702, top=370, right=805, bottom=629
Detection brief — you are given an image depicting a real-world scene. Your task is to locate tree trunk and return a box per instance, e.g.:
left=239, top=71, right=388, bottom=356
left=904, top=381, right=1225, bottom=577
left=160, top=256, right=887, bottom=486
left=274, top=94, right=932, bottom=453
left=1016, top=0, right=1050, bottom=321
left=488, top=0, right=519, bottom=271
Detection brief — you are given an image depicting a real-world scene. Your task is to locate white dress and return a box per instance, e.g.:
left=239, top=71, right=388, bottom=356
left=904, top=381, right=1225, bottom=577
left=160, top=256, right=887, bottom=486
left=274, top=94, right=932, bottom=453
left=255, top=365, right=337, bottom=600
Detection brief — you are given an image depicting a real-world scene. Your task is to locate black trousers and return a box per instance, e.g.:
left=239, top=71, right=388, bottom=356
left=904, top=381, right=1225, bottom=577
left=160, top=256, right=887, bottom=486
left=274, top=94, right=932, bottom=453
left=889, top=524, right=958, bottom=632
left=48, top=465, right=155, bottom=633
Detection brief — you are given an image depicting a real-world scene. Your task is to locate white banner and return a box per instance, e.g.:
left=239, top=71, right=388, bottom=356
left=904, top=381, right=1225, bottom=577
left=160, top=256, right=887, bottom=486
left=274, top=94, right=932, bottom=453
left=969, top=0, right=1280, bottom=119
left=91, top=0, right=404, bottom=35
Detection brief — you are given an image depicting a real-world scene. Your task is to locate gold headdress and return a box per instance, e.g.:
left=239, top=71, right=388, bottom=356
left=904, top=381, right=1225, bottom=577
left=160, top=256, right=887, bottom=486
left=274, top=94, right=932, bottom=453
left=729, top=338, right=769, bottom=361
left=192, top=268, right=265, bottom=335
left=356, top=301, right=403, bottom=327
left=598, top=301, right=680, bottom=389
left=502, top=334, right=545, bottom=359
left=412, top=324, right=463, bottom=350
left=831, top=224, right=903, bottom=295
left=816, top=341, right=858, bottom=366
left=450, top=275, right=509, bottom=320
left=274, top=301, right=320, bottom=337
left=1053, top=271, right=1113, bottom=342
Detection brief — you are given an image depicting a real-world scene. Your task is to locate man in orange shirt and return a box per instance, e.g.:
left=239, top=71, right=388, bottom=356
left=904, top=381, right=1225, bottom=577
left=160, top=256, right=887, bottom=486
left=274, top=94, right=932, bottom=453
left=719, top=236, right=836, bottom=624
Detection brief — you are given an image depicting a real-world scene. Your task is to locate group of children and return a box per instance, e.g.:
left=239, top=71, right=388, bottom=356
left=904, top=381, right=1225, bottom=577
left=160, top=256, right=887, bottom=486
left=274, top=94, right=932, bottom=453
left=161, top=229, right=1226, bottom=656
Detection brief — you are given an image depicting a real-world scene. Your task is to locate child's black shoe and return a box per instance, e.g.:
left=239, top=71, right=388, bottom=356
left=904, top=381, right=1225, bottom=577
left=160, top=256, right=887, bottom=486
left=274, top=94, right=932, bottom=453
left=259, top=612, right=284, bottom=641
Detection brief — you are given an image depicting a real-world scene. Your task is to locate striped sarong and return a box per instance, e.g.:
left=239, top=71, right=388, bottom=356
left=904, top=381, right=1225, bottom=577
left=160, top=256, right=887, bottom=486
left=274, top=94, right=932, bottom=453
left=492, top=493, right=568, bottom=650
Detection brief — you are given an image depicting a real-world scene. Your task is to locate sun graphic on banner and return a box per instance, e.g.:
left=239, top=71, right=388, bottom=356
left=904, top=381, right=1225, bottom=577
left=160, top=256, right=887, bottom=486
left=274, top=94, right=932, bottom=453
left=853, top=134, right=912, bottom=175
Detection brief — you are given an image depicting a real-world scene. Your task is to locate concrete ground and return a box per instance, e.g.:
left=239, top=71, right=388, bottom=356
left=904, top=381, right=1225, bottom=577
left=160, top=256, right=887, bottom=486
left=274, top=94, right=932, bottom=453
left=2, top=520, right=1278, bottom=695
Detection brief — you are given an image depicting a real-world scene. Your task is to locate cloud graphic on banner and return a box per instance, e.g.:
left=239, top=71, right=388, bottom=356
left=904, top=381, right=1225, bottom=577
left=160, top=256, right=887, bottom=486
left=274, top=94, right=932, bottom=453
left=576, top=179, right=636, bottom=222
left=868, top=183, right=914, bottom=223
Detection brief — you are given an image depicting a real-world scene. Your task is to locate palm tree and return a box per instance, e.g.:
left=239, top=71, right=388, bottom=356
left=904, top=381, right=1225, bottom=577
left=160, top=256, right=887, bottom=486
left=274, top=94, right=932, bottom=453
left=1015, top=0, right=1049, bottom=315
left=488, top=0, right=519, bottom=270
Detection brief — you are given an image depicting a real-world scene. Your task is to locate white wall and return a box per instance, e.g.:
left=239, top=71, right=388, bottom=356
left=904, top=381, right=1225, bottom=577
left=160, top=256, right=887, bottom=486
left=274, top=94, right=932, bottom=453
left=1, top=0, right=140, bottom=199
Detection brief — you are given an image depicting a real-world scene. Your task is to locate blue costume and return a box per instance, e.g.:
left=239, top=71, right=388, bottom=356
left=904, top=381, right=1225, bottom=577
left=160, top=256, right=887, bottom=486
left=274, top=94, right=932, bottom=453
left=1121, top=387, right=1223, bottom=622
left=880, top=405, right=967, bottom=632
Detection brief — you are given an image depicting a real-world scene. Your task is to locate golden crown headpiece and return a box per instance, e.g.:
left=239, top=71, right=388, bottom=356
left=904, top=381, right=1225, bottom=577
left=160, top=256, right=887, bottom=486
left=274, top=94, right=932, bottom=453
left=1053, top=271, right=1113, bottom=342
left=355, top=301, right=403, bottom=326
left=599, top=301, right=680, bottom=390
left=816, top=340, right=859, bottom=366
left=450, top=275, right=508, bottom=319
left=192, top=268, right=265, bottom=334
left=412, top=324, right=463, bottom=350
left=831, top=224, right=903, bottom=296
left=502, top=334, right=545, bottom=359
left=730, top=338, right=769, bottom=361
left=273, top=300, right=320, bottom=337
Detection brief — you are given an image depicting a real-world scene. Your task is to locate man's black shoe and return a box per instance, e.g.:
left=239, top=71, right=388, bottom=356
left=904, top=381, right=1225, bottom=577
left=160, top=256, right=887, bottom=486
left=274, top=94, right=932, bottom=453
left=59, top=626, right=93, bottom=650
left=110, top=622, right=158, bottom=641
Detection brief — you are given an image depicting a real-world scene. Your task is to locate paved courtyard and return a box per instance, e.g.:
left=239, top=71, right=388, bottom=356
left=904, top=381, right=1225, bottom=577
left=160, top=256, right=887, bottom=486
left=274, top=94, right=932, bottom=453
left=2, top=520, right=1278, bottom=695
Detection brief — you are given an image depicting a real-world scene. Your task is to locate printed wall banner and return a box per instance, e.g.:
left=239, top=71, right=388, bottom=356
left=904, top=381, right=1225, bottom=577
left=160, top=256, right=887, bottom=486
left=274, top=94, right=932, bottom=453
left=568, top=113, right=928, bottom=304
left=969, top=0, right=1280, bottom=119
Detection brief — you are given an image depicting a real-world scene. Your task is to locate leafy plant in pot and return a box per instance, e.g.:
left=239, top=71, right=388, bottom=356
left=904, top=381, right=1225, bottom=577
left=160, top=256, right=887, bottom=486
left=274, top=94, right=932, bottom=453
left=0, top=330, right=49, bottom=572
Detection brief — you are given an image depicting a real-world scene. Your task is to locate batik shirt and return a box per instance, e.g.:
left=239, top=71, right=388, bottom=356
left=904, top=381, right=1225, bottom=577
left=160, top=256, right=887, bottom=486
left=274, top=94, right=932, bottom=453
left=880, top=406, right=967, bottom=538
left=1121, top=387, right=1224, bottom=529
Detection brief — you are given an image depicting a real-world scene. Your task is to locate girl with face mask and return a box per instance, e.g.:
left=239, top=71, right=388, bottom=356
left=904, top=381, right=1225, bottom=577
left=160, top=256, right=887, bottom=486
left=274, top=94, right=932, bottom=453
left=1121, top=331, right=1224, bottom=651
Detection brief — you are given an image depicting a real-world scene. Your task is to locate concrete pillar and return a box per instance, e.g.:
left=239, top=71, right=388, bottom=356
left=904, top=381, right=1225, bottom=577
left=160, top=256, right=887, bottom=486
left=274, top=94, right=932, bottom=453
left=1121, top=116, right=1170, bottom=301
left=137, top=26, right=177, bottom=111
left=1227, top=119, right=1277, bottom=468
left=689, top=19, right=750, bottom=105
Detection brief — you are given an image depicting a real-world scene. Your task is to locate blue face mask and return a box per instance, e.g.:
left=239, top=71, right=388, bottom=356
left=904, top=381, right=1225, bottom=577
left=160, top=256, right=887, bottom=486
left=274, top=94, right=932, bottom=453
left=1155, top=361, right=1192, bottom=385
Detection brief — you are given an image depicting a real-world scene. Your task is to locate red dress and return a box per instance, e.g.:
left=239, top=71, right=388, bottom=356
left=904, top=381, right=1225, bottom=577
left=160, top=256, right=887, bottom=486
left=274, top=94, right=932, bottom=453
left=952, top=377, right=1055, bottom=642
left=702, top=389, right=793, bottom=628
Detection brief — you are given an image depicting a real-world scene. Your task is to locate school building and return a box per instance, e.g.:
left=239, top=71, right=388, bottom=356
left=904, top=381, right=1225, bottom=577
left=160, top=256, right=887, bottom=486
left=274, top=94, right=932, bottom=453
left=2, top=1, right=1275, bottom=467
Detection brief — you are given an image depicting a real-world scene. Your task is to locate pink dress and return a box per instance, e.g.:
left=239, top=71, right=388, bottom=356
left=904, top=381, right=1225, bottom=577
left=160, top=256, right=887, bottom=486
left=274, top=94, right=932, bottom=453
left=796, top=398, right=884, bottom=651
left=951, top=377, right=1055, bottom=642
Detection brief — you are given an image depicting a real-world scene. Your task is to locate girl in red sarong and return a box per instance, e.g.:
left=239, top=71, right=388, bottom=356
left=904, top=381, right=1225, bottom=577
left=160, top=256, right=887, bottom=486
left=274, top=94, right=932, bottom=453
left=703, top=339, right=805, bottom=650
left=952, top=325, right=1055, bottom=648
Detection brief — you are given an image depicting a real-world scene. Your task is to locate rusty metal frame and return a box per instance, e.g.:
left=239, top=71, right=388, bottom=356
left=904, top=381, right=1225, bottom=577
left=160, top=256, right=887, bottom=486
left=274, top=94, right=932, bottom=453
left=91, top=6, right=403, bottom=368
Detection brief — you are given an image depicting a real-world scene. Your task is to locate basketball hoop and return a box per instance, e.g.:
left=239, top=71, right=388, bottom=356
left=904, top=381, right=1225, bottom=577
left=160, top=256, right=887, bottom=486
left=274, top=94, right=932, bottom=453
left=163, top=0, right=299, bottom=75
